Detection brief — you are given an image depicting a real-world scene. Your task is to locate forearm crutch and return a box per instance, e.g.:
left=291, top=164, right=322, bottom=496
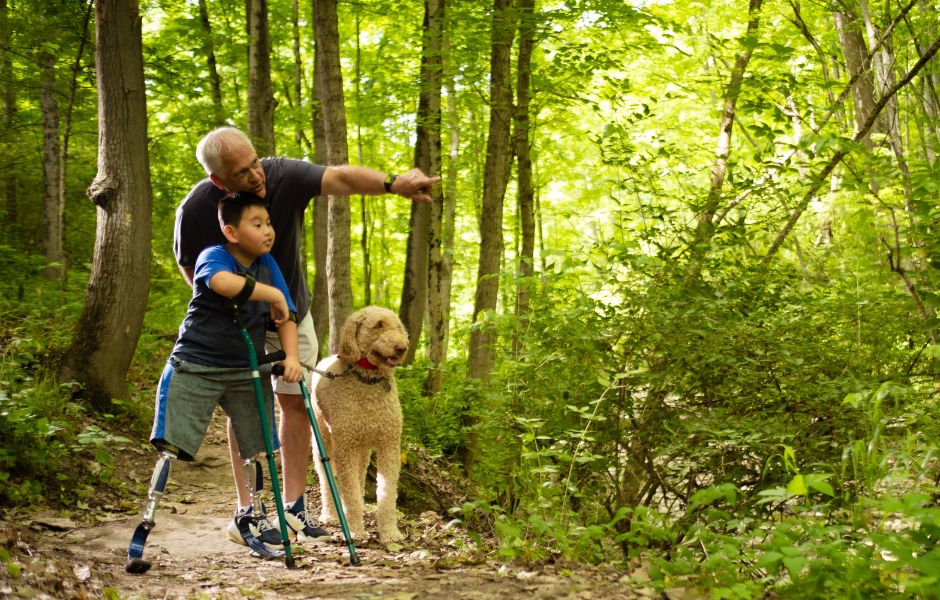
left=232, top=306, right=296, bottom=570
left=271, top=364, right=361, bottom=566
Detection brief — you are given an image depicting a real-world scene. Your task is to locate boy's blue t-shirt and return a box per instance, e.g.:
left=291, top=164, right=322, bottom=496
left=171, top=245, right=296, bottom=369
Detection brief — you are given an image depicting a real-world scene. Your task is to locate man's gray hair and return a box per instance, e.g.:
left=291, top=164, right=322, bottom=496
left=196, top=127, right=254, bottom=177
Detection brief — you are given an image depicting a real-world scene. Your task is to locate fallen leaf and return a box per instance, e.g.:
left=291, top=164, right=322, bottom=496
left=385, top=543, right=404, bottom=553
left=73, top=565, right=91, bottom=582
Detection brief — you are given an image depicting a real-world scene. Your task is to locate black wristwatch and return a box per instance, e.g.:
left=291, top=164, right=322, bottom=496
left=383, top=173, right=398, bottom=193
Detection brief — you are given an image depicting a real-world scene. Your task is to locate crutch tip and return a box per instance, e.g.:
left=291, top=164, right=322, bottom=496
left=285, top=556, right=296, bottom=569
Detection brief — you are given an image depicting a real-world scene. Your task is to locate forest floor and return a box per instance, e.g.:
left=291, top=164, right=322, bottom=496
left=0, top=411, right=664, bottom=600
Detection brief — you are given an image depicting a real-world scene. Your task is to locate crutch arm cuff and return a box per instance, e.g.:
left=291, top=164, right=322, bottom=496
left=232, top=274, right=256, bottom=305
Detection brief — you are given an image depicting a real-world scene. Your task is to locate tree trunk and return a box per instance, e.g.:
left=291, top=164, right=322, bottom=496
left=314, top=0, right=352, bottom=355
left=441, top=51, right=458, bottom=360
left=198, top=0, right=223, bottom=124
left=399, top=5, right=434, bottom=366
left=425, top=0, right=446, bottom=397
left=690, top=0, right=762, bottom=262
left=292, top=0, right=303, bottom=147
left=355, top=14, right=371, bottom=306
left=1, top=0, right=15, bottom=238
left=461, top=0, right=515, bottom=474
left=311, top=37, right=329, bottom=358
left=834, top=9, right=880, bottom=148
left=58, top=0, right=93, bottom=287
left=859, top=0, right=912, bottom=196
left=247, top=0, right=276, bottom=156
left=59, top=0, right=153, bottom=410
left=40, top=53, right=60, bottom=280
left=513, top=0, right=535, bottom=353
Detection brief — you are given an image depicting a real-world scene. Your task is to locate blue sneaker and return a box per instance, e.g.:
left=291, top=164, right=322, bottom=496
left=272, top=495, right=331, bottom=541
left=227, top=505, right=284, bottom=549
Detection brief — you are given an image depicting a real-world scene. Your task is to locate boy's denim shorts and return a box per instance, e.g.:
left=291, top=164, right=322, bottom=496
left=150, top=356, right=279, bottom=461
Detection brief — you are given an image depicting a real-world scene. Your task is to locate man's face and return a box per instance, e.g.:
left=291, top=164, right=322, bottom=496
left=209, top=143, right=267, bottom=198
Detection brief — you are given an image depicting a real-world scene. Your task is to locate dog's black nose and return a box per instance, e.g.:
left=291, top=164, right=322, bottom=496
left=394, top=344, right=407, bottom=355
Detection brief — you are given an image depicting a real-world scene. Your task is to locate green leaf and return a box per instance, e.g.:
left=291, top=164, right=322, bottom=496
left=7, top=562, right=20, bottom=578
left=597, top=377, right=611, bottom=387
left=786, top=474, right=808, bottom=495
left=754, top=551, right=783, bottom=569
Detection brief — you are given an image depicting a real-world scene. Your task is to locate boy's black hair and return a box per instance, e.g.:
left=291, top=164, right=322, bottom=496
left=218, top=192, right=269, bottom=230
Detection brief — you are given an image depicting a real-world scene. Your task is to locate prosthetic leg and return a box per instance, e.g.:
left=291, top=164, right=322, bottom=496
left=234, top=458, right=286, bottom=558
left=125, top=450, right=176, bottom=574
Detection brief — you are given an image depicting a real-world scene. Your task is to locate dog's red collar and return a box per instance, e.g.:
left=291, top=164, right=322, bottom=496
left=339, top=355, right=379, bottom=370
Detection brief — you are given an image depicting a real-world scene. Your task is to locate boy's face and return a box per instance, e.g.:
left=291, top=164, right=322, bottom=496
left=223, top=205, right=274, bottom=257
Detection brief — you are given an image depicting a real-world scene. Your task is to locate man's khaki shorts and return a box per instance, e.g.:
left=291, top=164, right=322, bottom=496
left=265, top=311, right=318, bottom=395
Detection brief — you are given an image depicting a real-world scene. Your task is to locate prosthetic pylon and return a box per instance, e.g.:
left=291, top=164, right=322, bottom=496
left=125, top=450, right=175, bottom=574
left=234, top=459, right=285, bottom=558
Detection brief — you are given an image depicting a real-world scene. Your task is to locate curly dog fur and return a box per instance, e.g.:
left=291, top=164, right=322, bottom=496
left=310, top=306, right=408, bottom=542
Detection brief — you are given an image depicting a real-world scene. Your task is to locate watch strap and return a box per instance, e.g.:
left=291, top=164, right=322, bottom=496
left=383, top=174, right=398, bottom=193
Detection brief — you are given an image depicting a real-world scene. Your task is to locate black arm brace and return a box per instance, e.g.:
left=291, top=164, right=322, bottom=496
left=232, top=274, right=256, bottom=305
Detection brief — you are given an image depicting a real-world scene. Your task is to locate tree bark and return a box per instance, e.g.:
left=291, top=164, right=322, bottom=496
left=59, top=0, right=153, bottom=410
left=292, top=0, right=303, bottom=147
left=513, top=0, right=535, bottom=353
left=399, top=4, right=434, bottom=366
left=314, top=0, right=352, bottom=355
left=764, top=32, right=940, bottom=264
left=58, top=0, right=93, bottom=287
left=311, top=37, right=329, bottom=358
left=247, top=0, right=276, bottom=156
left=461, top=0, right=515, bottom=473
left=441, top=52, right=458, bottom=360
left=1, top=0, right=15, bottom=237
left=425, top=0, right=446, bottom=397
left=834, top=9, right=880, bottom=148
left=198, top=0, right=224, bottom=124
left=355, top=14, right=371, bottom=306
left=859, top=0, right=912, bottom=197
left=690, top=0, right=762, bottom=262
left=40, top=53, right=60, bottom=280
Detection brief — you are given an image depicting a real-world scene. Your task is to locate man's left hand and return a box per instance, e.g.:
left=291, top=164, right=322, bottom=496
left=391, top=168, right=442, bottom=202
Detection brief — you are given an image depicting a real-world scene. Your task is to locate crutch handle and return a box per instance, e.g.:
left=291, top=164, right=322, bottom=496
left=259, top=350, right=286, bottom=366
left=271, top=364, right=285, bottom=376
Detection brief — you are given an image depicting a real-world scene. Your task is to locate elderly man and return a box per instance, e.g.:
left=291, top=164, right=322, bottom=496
left=173, top=126, right=438, bottom=549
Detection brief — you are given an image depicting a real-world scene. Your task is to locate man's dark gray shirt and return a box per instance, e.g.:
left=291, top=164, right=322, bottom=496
left=173, top=158, right=325, bottom=322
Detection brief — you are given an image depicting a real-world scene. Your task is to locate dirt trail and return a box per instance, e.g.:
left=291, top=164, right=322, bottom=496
left=1, top=414, right=652, bottom=600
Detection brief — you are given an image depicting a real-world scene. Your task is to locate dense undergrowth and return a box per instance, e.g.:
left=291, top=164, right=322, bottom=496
left=4, top=239, right=940, bottom=599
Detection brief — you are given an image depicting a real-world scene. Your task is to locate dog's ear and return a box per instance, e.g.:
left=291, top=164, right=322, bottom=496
left=339, top=318, right=362, bottom=361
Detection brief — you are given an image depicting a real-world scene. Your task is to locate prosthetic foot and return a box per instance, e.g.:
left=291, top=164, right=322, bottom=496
left=126, top=450, right=175, bottom=574
left=235, top=458, right=285, bottom=559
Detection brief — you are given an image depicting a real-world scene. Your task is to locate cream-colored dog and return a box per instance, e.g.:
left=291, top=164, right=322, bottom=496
left=310, top=306, right=408, bottom=542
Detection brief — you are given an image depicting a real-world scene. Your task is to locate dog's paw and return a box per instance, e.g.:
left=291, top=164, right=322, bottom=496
left=379, top=528, right=404, bottom=543
left=320, top=512, right=339, bottom=526
left=350, top=528, right=368, bottom=540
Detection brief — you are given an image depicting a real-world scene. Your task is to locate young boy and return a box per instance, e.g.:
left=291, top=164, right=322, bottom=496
left=144, top=192, right=303, bottom=551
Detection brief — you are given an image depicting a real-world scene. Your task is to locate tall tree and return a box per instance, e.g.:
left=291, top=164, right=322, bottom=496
left=198, top=0, right=224, bottom=124
left=399, top=4, right=435, bottom=366
left=441, top=30, right=458, bottom=361
left=311, top=37, right=329, bottom=358
left=57, top=0, right=93, bottom=286
left=1, top=0, right=15, bottom=235
left=59, top=0, right=153, bottom=409
left=355, top=13, right=372, bottom=306
left=39, top=51, right=60, bottom=280
left=314, top=0, right=352, bottom=355
left=247, top=0, right=276, bottom=156
left=512, top=0, right=536, bottom=351
left=292, top=0, right=303, bottom=147
left=834, top=8, right=880, bottom=149
left=689, top=0, right=763, bottom=264
left=425, top=0, right=446, bottom=396
left=462, top=0, right=516, bottom=473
